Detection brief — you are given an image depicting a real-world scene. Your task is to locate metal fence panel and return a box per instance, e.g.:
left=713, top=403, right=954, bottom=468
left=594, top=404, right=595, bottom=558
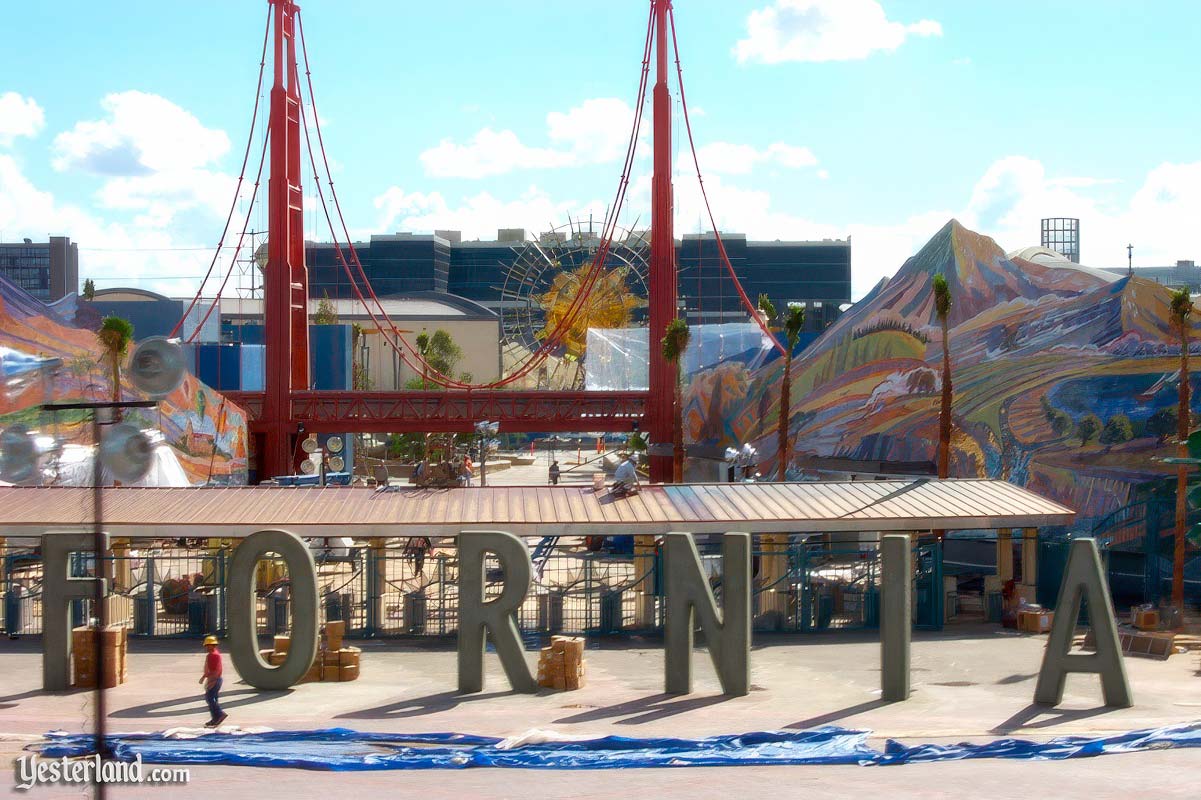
left=4, top=535, right=948, bottom=640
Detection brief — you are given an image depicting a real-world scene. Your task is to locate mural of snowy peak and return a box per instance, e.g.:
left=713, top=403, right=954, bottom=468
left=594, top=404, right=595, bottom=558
left=684, top=219, right=1201, bottom=525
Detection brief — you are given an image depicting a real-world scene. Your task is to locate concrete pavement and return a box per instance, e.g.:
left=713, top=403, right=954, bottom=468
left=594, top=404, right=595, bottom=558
left=2, top=625, right=1200, bottom=797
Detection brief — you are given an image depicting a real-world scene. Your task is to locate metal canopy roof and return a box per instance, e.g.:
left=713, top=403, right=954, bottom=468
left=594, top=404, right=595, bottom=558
left=0, top=479, right=1074, bottom=538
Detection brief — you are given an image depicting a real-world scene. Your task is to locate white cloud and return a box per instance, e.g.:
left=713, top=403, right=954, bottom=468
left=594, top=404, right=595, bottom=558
left=958, top=156, right=1201, bottom=272
left=1047, top=176, right=1119, bottom=189
left=0, top=92, right=249, bottom=297
left=419, top=129, right=574, bottom=179
left=419, top=97, right=638, bottom=179
left=817, top=169, right=830, bottom=180
left=0, top=152, right=235, bottom=297
left=53, top=91, right=229, bottom=174
left=50, top=92, right=236, bottom=229
left=546, top=97, right=639, bottom=164
left=679, top=141, right=818, bottom=175
left=734, top=0, right=942, bottom=64
left=374, top=185, right=608, bottom=241
left=0, top=92, right=45, bottom=146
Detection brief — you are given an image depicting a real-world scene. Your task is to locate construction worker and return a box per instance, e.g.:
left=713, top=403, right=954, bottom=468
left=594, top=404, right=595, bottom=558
left=199, top=635, right=227, bottom=728
left=612, top=453, right=639, bottom=497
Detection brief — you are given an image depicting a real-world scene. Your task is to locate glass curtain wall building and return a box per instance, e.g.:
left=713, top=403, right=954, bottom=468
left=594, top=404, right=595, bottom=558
left=0, top=236, right=79, bottom=302
left=304, top=230, right=851, bottom=335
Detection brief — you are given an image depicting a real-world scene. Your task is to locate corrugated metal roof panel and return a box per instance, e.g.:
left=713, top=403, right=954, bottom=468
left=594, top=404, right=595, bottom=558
left=0, top=479, right=1075, bottom=537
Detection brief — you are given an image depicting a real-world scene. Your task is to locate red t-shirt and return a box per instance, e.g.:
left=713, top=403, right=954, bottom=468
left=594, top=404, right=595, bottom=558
left=205, top=650, right=223, bottom=678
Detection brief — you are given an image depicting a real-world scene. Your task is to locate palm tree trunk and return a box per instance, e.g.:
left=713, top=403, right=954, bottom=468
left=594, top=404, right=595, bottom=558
left=778, top=351, right=792, bottom=481
left=1174, top=329, right=1189, bottom=609
left=935, top=316, right=952, bottom=544
left=672, top=364, right=684, bottom=483
left=938, top=317, right=952, bottom=480
left=110, top=356, right=120, bottom=403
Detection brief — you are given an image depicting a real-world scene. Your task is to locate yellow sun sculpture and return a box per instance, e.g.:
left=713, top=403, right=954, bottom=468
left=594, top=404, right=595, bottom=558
left=535, top=264, right=646, bottom=359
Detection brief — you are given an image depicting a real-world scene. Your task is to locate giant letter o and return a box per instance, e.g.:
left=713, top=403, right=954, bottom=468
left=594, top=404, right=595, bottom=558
left=227, top=529, right=319, bottom=690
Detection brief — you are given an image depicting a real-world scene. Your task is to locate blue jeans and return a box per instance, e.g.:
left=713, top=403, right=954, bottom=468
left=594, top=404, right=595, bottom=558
left=205, top=678, right=224, bottom=721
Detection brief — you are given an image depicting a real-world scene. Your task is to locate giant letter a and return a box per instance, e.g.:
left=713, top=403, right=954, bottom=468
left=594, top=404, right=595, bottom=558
left=1034, top=538, right=1131, bottom=707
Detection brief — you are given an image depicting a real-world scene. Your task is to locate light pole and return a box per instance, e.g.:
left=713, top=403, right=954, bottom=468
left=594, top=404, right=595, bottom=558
left=474, top=421, right=498, bottom=487
left=40, top=399, right=157, bottom=788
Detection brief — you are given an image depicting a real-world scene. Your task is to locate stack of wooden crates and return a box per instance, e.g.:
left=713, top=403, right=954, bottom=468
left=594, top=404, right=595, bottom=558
left=537, top=635, right=586, bottom=690
left=72, top=625, right=128, bottom=688
left=260, top=621, right=361, bottom=683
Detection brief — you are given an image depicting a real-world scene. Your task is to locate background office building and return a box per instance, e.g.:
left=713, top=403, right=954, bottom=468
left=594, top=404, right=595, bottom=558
left=1101, top=259, right=1201, bottom=292
left=303, top=228, right=851, bottom=337
left=676, top=233, right=850, bottom=332
left=0, top=236, right=78, bottom=302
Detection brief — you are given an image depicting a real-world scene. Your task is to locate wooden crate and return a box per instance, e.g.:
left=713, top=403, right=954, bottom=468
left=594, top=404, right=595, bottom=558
left=323, top=621, right=345, bottom=652
left=538, top=636, right=586, bottom=690
left=1017, top=609, right=1053, bottom=634
left=1084, top=629, right=1177, bottom=660
left=1132, top=609, right=1160, bottom=631
left=72, top=625, right=127, bottom=688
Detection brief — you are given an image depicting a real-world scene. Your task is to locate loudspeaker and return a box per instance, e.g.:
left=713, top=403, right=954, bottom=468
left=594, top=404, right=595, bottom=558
left=301, top=435, right=319, bottom=454
left=2, top=355, right=61, bottom=400
left=299, top=458, right=317, bottom=475
left=100, top=423, right=155, bottom=484
left=0, top=424, right=39, bottom=483
left=327, top=455, right=345, bottom=472
left=325, top=435, right=344, bottom=454
left=129, top=337, right=186, bottom=398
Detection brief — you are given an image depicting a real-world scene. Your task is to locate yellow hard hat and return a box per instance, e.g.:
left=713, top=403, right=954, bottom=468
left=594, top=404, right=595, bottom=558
left=203, top=635, right=219, bottom=647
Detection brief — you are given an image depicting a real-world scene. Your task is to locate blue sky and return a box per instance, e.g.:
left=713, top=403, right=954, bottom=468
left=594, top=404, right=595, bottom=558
left=2, top=1, right=1200, bottom=299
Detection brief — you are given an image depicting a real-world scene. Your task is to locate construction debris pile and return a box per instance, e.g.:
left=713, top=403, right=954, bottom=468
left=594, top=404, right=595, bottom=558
left=537, top=635, right=586, bottom=690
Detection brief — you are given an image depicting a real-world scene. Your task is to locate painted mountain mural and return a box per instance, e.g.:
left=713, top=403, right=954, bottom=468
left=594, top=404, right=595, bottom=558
left=683, top=219, right=1201, bottom=525
left=0, top=275, right=248, bottom=484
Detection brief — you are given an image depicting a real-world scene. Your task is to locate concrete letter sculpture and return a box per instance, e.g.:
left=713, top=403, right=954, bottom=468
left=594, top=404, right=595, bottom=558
left=227, top=529, right=319, bottom=690
left=457, top=530, right=537, bottom=693
left=41, top=532, right=108, bottom=690
left=664, top=532, right=751, bottom=696
left=1034, top=537, right=1132, bottom=708
left=880, top=534, right=911, bottom=701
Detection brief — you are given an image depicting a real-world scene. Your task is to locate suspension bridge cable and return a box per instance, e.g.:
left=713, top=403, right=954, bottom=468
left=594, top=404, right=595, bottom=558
left=293, top=6, right=655, bottom=389
left=668, top=6, right=786, bottom=355
left=185, top=132, right=270, bottom=343
left=169, top=6, right=272, bottom=339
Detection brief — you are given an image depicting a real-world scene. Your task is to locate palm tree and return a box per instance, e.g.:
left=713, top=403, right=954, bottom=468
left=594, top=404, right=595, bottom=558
left=97, top=316, right=134, bottom=403
left=416, top=332, right=431, bottom=389
left=416, top=331, right=431, bottom=460
left=758, top=295, right=805, bottom=481
left=68, top=354, right=94, bottom=397
left=1170, top=287, right=1192, bottom=609
left=662, top=318, right=691, bottom=483
left=933, top=274, right=953, bottom=479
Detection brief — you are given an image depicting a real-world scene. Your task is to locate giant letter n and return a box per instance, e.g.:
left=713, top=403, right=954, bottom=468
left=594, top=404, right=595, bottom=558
left=1034, top=537, right=1132, bottom=708
left=457, top=530, right=536, bottom=694
left=664, top=532, right=750, bottom=696
left=42, top=533, right=108, bottom=690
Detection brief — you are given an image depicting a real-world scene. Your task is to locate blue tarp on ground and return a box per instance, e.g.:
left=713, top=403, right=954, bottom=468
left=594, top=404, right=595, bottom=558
left=30, top=723, right=1201, bottom=770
